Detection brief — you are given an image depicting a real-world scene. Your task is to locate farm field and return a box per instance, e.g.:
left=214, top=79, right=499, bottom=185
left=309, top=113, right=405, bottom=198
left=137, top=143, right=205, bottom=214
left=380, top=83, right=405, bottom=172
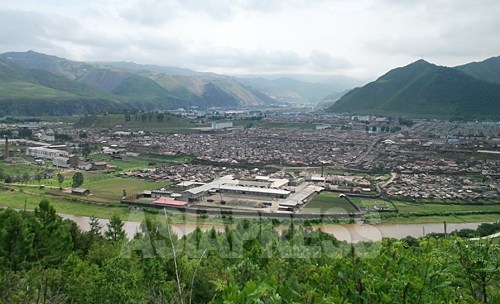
left=303, top=192, right=358, bottom=213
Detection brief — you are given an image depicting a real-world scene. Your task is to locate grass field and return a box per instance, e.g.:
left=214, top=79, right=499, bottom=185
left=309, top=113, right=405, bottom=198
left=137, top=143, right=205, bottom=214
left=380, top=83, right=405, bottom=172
left=350, top=197, right=397, bottom=211
left=392, top=200, right=500, bottom=214
left=82, top=177, right=166, bottom=201
left=0, top=187, right=130, bottom=219
left=73, top=114, right=202, bottom=133
left=303, top=192, right=358, bottom=213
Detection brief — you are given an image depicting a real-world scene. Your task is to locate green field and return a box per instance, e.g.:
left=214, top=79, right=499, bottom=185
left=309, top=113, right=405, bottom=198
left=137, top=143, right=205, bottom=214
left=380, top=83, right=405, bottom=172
left=392, top=200, right=500, bottom=214
left=350, top=197, right=397, bottom=211
left=82, top=177, right=165, bottom=201
left=73, top=114, right=202, bottom=133
left=0, top=186, right=129, bottom=218
left=303, top=192, right=358, bottom=213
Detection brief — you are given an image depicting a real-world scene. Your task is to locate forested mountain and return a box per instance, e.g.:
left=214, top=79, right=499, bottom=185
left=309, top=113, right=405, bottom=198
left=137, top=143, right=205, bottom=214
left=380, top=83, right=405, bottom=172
left=328, top=59, right=500, bottom=120
left=0, top=51, right=277, bottom=115
left=0, top=202, right=498, bottom=303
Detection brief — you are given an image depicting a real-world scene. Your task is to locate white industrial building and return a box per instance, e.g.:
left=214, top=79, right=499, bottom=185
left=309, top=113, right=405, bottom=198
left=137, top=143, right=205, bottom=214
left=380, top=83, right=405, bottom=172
left=26, top=147, right=69, bottom=160
left=180, top=175, right=291, bottom=202
left=211, top=121, right=233, bottom=130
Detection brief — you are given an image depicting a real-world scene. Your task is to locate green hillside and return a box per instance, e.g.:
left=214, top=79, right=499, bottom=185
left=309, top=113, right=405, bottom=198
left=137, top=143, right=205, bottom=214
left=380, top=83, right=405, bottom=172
left=455, top=55, right=500, bottom=84
left=329, top=60, right=500, bottom=120
left=0, top=51, right=277, bottom=115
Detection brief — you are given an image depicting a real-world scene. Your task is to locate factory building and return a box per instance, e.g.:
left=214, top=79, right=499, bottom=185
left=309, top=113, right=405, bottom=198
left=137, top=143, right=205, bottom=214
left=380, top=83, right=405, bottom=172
left=179, top=175, right=291, bottom=202
left=26, top=146, right=69, bottom=160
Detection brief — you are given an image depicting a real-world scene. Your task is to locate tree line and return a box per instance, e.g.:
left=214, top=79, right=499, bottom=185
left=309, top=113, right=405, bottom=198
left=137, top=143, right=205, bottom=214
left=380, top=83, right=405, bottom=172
left=0, top=200, right=498, bottom=303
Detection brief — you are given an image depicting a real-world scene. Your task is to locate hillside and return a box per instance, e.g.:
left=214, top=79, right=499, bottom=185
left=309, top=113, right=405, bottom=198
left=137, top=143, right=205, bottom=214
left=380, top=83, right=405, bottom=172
left=0, top=60, right=124, bottom=116
left=455, top=55, right=500, bottom=84
left=329, top=59, right=500, bottom=120
left=317, top=90, right=350, bottom=109
left=0, top=51, right=276, bottom=115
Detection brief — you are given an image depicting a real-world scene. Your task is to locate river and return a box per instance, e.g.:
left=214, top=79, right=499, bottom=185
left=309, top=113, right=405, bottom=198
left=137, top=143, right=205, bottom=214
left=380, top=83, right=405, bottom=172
left=60, top=213, right=485, bottom=243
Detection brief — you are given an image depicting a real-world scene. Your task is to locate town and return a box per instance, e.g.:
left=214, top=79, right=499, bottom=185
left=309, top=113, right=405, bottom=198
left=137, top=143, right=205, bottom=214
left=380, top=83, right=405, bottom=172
left=1, top=109, right=499, bottom=219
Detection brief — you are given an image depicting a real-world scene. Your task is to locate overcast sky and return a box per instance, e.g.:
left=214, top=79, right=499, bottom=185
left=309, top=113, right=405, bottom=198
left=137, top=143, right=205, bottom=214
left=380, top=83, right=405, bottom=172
left=1, top=0, right=500, bottom=80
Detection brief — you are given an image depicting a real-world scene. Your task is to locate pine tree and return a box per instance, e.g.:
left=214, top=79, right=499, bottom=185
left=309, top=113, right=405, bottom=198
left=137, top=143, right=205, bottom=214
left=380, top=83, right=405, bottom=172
left=105, top=214, right=125, bottom=241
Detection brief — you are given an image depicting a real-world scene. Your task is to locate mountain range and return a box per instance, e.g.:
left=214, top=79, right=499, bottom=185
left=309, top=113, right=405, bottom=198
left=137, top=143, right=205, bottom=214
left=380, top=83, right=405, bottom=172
left=328, top=56, right=500, bottom=120
left=0, top=51, right=352, bottom=116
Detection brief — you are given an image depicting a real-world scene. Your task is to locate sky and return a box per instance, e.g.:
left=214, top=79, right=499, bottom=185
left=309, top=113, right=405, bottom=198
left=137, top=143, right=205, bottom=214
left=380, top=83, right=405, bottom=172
left=1, top=0, right=500, bottom=81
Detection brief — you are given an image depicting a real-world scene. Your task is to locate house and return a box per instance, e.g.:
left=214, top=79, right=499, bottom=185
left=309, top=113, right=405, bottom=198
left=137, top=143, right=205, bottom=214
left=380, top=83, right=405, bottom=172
left=53, top=156, right=70, bottom=168
left=78, top=162, right=92, bottom=171
left=92, top=162, right=107, bottom=170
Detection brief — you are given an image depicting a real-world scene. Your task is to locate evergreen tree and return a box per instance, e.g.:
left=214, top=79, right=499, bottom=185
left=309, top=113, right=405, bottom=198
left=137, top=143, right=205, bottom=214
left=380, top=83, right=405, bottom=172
left=105, top=214, right=125, bottom=241
left=89, top=215, right=103, bottom=236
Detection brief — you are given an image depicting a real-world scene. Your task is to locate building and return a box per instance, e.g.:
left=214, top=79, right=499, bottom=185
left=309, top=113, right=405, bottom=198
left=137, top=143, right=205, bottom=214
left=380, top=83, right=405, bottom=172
left=78, top=162, right=92, bottom=171
left=26, top=147, right=69, bottom=160
left=53, top=156, right=70, bottom=168
left=92, top=162, right=108, bottom=170
left=315, top=124, right=331, bottom=130
left=179, top=175, right=291, bottom=202
left=211, top=121, right=233, bottom=130
left=153, top=197, right=188, bottom=207
left=218, top=184, right=290, bottom=199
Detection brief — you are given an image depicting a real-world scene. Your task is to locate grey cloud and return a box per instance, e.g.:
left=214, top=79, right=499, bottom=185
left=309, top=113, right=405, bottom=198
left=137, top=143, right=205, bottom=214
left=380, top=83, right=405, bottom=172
left=120, top=0, right=180, bottom=26
left=309, top=50, right=352, bottom=71
left=191, top=49, right=308, bottom=70
left=0, top=10, right=74, bottom=50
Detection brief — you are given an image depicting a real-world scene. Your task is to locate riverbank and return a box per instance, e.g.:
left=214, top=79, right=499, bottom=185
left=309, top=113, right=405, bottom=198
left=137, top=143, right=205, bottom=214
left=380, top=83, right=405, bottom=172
left=59, top=212, right=488, bottom=243
left=1, top=184, right=498, bottom=225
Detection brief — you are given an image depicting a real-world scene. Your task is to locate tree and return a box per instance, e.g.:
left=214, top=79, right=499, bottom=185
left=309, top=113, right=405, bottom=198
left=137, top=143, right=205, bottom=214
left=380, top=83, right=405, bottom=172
left=57, top=173, right=64, bottom=189
left=35, top=172, right=42, bottom=184
left=89, top=215, right=103, bottom=236
left=105, top=214, right=125, bottom=241
left=81, top=143, right=92, bottom=158
left=18, top=128, right=32, bottom=139
left=72, top=172, right=84, bottom=188
left=156, top=112, right=164, bottom=123
left=0, top=208, right=34, bottom=270
left=22, top=172, right=30, bottom=184
left=0, top=167, right=5, bottom=180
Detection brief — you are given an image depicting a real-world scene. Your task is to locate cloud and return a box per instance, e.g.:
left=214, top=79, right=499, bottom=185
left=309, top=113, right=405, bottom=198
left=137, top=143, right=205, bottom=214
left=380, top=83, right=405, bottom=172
left=1, top=0, right=500, bottom=78
left=309, top=51, right=351, bottom=71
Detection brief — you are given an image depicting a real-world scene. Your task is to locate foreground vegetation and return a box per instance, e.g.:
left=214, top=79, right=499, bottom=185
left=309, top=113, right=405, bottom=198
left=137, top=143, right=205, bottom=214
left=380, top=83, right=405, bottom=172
left=0, top=201, right=498, bottom=303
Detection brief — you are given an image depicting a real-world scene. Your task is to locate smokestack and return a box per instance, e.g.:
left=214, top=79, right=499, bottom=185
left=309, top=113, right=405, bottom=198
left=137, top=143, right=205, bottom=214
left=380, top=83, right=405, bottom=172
left=3, top=137, right=8, bottom=159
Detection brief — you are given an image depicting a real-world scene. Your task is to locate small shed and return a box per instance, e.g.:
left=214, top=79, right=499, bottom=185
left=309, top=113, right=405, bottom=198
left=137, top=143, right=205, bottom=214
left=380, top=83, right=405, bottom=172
left=153, top=198, right=188, bottom=207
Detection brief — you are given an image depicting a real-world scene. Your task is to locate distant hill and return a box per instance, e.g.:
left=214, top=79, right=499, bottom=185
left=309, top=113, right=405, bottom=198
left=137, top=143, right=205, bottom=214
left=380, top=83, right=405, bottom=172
left=100, top=61, right=213, bottom=76
left=316, top=90, right=350, bottom=109
left=328, top=59, right=500, bottom=120
left=238, top=77, right=353, bottom=104
left=455, top=55, right=500, bottom=84
left=0, top=60, right=123, bottom=116
left=0, top=51, right=278, bottom=115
